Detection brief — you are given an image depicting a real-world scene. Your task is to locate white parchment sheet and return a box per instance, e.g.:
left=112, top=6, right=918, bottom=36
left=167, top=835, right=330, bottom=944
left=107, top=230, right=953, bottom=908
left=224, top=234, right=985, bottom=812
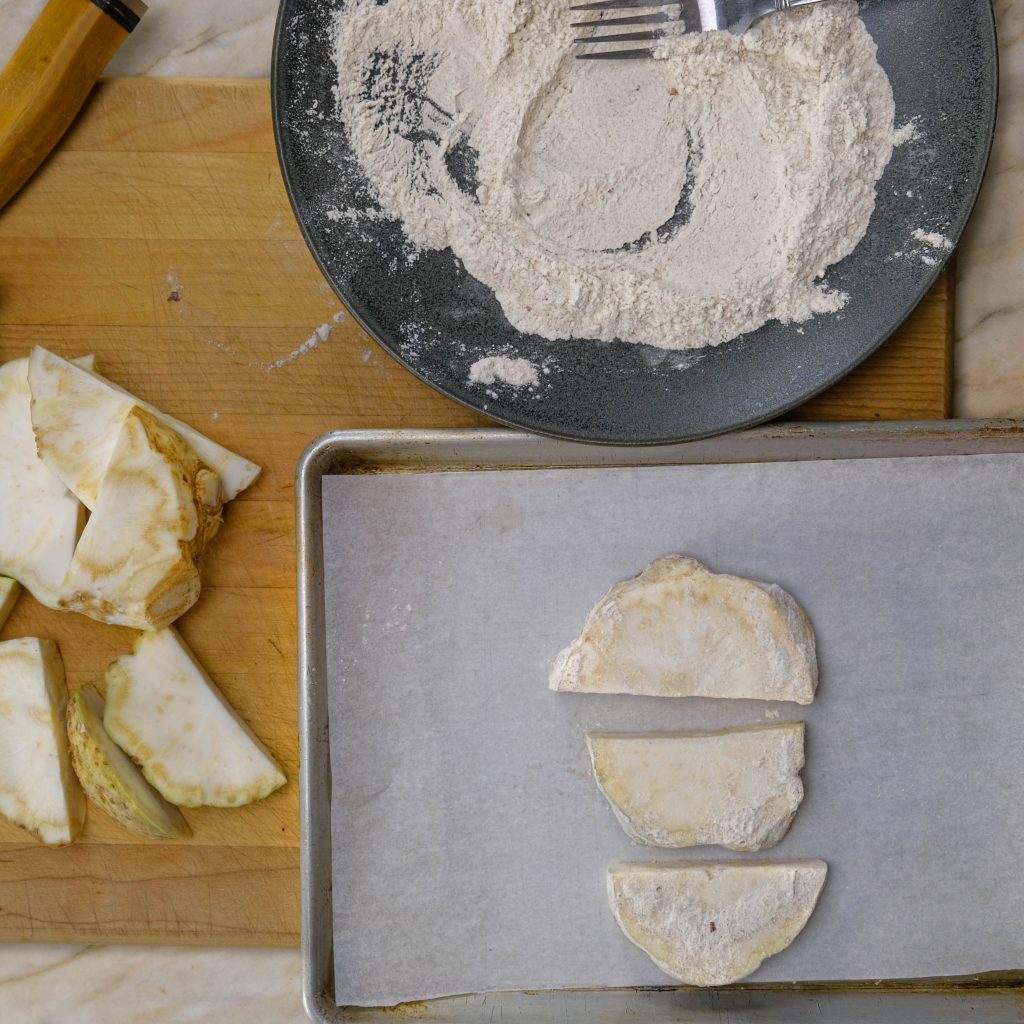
left=322, top=454, right=1024, bottom=1006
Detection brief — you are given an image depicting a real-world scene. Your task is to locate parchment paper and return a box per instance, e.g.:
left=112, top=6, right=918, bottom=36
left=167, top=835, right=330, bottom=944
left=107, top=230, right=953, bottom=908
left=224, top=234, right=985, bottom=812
left=322, top=454, right=1024, bottom=1006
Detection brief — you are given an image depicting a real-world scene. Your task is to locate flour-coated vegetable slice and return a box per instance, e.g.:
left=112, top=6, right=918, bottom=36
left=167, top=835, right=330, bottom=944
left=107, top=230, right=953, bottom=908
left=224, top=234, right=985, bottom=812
left=608, top=860, right=827, bottom=986
left=551, top=556, right=817, bottom=704
left=589, top=723, right=805, bottom=852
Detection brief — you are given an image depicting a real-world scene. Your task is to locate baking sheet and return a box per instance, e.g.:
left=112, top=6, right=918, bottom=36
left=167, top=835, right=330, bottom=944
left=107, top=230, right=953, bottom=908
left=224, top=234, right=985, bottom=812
left=322, top=454, right=1024, bottom=1007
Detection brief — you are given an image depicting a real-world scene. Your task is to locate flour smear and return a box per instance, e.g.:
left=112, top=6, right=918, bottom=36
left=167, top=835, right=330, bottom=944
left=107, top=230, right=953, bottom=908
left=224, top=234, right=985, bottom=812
left=333, top=0, right=896, bottom=351
left=468, top=356, right=540, bottom=389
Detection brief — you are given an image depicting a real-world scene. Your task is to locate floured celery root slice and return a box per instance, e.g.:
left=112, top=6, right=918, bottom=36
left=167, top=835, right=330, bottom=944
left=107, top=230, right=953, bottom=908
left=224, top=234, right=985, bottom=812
left=67, top=684, right=191, bottom=840
left=551, top=556, right=817, bottom=704
left=104, top=628, right=286, bottom=808
left=0, top=638, right=86, bottom=845
left=0, top=355, right=92, bottom=609
left=0, top=578, right=20, bottom=630
left=588, top=723, right=805, bottom=852
left=608, top=860, right=827, bottom=986
left=28, top=345, right=260, bottom=511
left=59, top=406, right=224, bottom=630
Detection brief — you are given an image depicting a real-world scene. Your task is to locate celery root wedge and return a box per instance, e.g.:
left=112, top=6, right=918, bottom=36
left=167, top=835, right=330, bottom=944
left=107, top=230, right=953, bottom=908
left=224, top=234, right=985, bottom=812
left=0, top=638, right=85, bottom=844
left=68, top=684, right=191, bottom=840
left=28, top=346, right=259, bottom=510
left=104, top=628, right=286, bottom=808
left=59, top=406, right=224, bottom=630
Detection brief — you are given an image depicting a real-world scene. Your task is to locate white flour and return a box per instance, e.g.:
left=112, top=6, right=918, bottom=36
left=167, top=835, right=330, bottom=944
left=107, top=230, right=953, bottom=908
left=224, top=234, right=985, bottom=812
left=912, top=228, right=952, bottom=250
left=468, top=356, right=540, bottom=389
left=334, top=0, right=896, bottom=350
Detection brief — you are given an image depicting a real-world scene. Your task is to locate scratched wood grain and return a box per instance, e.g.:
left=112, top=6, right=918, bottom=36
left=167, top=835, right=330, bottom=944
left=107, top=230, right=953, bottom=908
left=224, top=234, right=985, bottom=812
left=0, top=78, right=952, bottom=947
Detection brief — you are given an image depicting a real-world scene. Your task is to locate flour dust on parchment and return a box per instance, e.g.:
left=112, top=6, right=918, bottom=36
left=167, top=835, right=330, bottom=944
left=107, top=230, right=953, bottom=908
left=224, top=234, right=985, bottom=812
left=333, top=0, right=896, bottom=351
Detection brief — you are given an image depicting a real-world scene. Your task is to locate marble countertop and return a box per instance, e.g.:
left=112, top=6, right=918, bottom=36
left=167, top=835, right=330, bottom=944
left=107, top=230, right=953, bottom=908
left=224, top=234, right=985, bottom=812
left=0, top=0, right=278, bottom=76
left=0, top=0, right=1021, bottom=1020
left=955, top=0, right=1023, bottom=417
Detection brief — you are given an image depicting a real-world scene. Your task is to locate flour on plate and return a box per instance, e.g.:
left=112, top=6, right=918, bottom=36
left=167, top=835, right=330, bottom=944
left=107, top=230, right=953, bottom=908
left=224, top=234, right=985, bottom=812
left=468, top=356, right=540, bottom=389
left=333, top=0, right=896, bottom=351
left=912, top=229, right=953, bottom=250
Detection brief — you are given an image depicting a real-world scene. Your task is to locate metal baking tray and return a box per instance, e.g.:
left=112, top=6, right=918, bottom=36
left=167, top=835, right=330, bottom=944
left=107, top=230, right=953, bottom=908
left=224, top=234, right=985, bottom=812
left=297, top=422, right=1024, bottom=1024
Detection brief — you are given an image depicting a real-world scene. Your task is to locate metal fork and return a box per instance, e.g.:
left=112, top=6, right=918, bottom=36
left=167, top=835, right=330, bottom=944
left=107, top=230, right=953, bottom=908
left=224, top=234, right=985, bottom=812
left=572, top=0, right=830, bottom=60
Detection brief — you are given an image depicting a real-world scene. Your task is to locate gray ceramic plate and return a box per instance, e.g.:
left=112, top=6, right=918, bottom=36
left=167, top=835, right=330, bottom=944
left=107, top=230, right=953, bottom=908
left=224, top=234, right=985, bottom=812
left=272, top=0, right=996, bottom=445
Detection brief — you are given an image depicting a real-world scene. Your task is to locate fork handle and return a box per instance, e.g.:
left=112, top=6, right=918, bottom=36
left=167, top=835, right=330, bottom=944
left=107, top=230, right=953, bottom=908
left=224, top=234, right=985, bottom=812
left=775, top=0, right=830, bottom=8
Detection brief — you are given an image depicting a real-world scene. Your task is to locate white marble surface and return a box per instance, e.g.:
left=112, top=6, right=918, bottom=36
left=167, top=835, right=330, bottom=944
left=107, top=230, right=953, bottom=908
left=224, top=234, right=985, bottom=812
left=0, top=1, right=1022, bottom=1021
left=0, top=943, right=307, bottom=1023
left=0, top=0, right=278, bottom=76
left=955, top=0, right=1024, bottom=416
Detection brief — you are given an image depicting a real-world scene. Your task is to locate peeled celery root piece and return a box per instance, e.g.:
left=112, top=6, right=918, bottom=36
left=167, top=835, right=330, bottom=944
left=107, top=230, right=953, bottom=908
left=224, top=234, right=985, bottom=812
left=28, top=345, right=260, bottom=511
left=0, top=578, right=19, bottom=630
left=0, top=355, right=89, bottom=609
left=608, top=860, right=827, bottom=986
left=68, top=685, right=191, bottom=840
left=589, top=723, right=805, bottom=852
left=551, top=556, right=817, bottom=704
left=104, top=628, right=286, bottom=808
left=0, top=638, right=85, bottom=845
left=59, top=406, right=224, bottom=630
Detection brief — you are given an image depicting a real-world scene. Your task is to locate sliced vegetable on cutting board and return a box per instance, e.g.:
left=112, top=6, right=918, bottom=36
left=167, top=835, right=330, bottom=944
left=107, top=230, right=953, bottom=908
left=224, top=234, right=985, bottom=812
left=104, top=627, right=286, bottom=808
left=0, top=578, right=19, bottom=630
left=0, top=638, right=85, bottom=845
left=588, top=723, right=806, bottom=852
left=28, top=345, right=260, bottom=510
left=0, top=344, right=273, bottom=846
left=607, top=860, right=828, bottom=986
left=60, top=406, right=225, bottom=630
left=0, top=355, right=93, bottom=609
left=67, top=684, right=191, bottom=840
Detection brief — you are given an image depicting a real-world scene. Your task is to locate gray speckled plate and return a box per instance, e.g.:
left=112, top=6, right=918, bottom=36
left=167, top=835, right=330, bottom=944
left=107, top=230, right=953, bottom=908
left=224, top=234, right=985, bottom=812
left=272, top=0, right=996, bottom=445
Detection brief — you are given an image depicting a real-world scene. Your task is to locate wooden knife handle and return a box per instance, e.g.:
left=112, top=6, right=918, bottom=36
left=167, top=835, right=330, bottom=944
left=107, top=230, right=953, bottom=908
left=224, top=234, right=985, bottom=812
left=0, top=0, right=147, bottom=211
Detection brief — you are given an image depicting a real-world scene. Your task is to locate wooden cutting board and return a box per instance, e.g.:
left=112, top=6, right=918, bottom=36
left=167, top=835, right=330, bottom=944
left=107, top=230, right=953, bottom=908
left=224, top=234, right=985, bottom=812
left=0, top=79, right=952, bottom=948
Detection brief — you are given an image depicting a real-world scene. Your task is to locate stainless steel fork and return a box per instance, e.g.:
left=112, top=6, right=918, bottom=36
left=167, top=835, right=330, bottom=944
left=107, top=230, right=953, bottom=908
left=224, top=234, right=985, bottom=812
left=571, top=0, right=831, bottom=60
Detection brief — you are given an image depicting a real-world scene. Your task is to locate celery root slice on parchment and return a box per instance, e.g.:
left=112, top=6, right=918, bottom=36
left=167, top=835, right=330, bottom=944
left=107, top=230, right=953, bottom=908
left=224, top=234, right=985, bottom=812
left=588, top=723, right=805, bottom=852
left=608, top=860, right=827, bottom=986
left=551, top=555, right=818, bottom=704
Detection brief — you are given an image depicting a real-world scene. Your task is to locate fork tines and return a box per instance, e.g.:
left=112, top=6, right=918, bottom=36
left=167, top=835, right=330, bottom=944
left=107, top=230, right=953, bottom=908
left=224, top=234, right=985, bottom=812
left=576, top=48, right=659, bottom=60
left=569, top=12, right=671, bottom=28
left=574, top=29, right=664, bottom=44
left=570, top=0, right=703, bottom=60
left=571, top=0, right=683, bottom=60
left=570, top=0, right=680, bottom=9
